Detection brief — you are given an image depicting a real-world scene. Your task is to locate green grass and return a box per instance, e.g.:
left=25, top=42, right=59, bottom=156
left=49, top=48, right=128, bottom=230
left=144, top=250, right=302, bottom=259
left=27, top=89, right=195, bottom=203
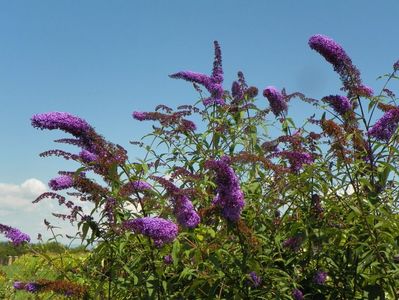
left=0, top=252, right=88, bottom=299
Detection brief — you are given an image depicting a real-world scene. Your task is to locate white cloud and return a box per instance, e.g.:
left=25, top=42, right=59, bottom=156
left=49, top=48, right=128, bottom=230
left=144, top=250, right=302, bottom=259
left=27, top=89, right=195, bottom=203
left=0, top=178, right=48, bottom=212
left=0, top=178, right=92, bottom=245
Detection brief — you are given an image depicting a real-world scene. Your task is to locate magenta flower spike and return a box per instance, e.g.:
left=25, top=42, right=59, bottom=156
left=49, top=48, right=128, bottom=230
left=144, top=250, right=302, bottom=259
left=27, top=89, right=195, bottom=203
left=123, top=217, right=178, bottom=247
left=205, top=156, right=245, bottom=222
left=169, top=41, right=225, bottom=106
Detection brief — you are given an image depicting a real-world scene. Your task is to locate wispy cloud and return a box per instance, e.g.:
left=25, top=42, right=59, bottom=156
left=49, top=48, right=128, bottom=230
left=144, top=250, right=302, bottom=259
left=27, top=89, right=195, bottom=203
left=0, top=178, right=90, bottom=245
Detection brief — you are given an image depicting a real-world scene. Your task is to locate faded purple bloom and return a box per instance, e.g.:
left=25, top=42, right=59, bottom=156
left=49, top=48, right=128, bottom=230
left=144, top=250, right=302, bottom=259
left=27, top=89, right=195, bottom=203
left=132, top=111, right=150, bottom=121
left=283, top=235, right=303, bottom=252
left=393, top=60, right=399, bottom=72
left=104, top=197, right=116, bottom=223
left=249, top=271, right=261, bottom=288
left=311, top=194, right=324, bottom=218
left=79, top=149, right=97, bottom=162
left=169, top=41, right=225, bottom=106
left=262, top=140, right=280, bottom=152
left=246, top=86, right=259, bottom=98
left=309, top=34, right=368, bottom=97
left=368, top=108, right=399, bottom=141
left=232, top=81, right=243, bottom=100
left=314, top=270, right=328, bottom=285
left=322, top=95, right=352, bottom=116
left=292, top=288, right=304, bottom=300
left=31, top=112, right=91, bottom=138
left=205, top=156, right=245, bottom=222
left=354, top=84, right=374, bottom=97
left=276, top=151, right=314, bottom=172
left=164, top=254, right=173, bottom=265
left=48, top=175, right=74, bottom=191
left=179, top=119, right=197, bottom=132
left=263, top=86, right=288, bottom=116
left=13, top=281, right=24, bottom=290
left=383, top=88, right=396, bottom=98
left=123, top=217, right=178, bottom=247
left=131, top=180, right=152, bottom=192
left=0, top=224, right=30, bottom=245
left=25, top=282, right=39, bottom=293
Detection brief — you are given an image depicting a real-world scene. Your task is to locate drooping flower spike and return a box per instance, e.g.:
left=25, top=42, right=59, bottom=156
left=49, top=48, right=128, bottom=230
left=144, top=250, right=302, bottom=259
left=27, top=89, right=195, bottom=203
left=205, top=156, right=245, bottom=222
left=31, top=112, right=92, bottom=138
left=0, top=224, right=30, bottom=246
left=151, top=176, right=200, bottom=229
left=169, top=41, right=225, bottom=106
left=309, top=34, right=373, bottom=98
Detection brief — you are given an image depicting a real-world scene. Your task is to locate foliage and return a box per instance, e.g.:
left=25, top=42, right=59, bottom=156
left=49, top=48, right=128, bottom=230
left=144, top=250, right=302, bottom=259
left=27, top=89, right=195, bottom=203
left=3, top=34, right=399, bottom=299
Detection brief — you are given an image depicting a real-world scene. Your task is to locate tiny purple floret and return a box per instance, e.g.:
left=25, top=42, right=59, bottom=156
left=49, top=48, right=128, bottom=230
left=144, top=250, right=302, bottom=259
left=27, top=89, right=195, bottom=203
left=13, top=281, right=24, bottom=290
left=292, top=288, right=304, bottom=300
left=249, top=271, right=261, bottom=288
left=164, top=254, right=173, bottom=265
left=314, top=270, right=328, bottom=285
left=25, top=282, right=39, bottom=293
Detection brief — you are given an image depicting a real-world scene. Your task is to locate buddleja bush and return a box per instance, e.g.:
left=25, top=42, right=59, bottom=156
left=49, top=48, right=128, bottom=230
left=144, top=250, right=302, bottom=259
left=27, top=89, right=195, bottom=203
left=2, top=35, right=399, bottom=299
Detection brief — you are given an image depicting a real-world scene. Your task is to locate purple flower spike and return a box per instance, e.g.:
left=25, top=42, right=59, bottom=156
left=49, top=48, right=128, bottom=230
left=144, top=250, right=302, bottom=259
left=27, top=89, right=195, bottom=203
left=123, top=217, right=178, bottom=247
left=151, top=176, right=200, bottom=228
left=249, top=271, right=261, bottom=288
left=263, top=86, right=288, bottom=116
left=31, top=112, right=92, bottom=138
left=292, top=288, right=304, bottom=300
left=205, top=156, right=245, bottom=222
left=48, top=175, right=74, bottom=191
left=0, top=224, right=30, bottom=246
left=5, top=229, right=31, bottom=246
left=309, top=34, right=368, bottom=98
left=132, top=111, right=149, bottom=121
left=169, top=41, right=225, bottom=106
left=368, top=108, right=399, bottom=141
left=314, top=270, right=328, bottom=285
left=322, top=95, right=352, bottom=116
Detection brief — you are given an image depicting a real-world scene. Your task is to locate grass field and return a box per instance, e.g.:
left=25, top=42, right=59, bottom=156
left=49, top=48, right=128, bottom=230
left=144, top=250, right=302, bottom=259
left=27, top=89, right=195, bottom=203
left=0, top=251, right=88, bottom=299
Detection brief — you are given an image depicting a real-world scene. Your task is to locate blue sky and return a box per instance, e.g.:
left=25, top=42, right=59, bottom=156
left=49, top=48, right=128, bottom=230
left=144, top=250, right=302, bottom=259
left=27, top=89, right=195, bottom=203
left=1, top=1, right=399, bottom=242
